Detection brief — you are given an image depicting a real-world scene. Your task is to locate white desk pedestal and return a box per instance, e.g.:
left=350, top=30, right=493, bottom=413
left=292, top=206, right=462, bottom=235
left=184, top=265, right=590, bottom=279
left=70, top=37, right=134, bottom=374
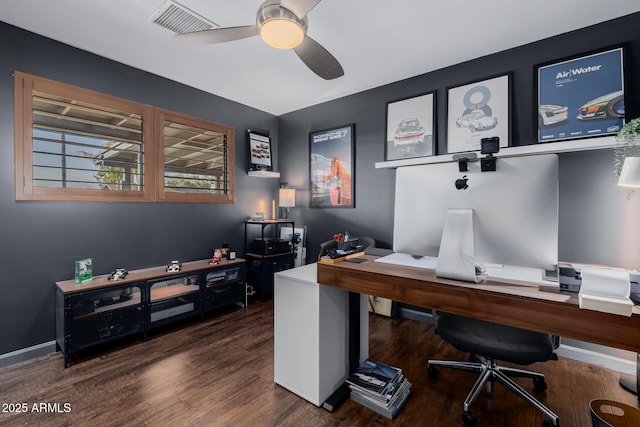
left=274, top=263, right=369, bottom=406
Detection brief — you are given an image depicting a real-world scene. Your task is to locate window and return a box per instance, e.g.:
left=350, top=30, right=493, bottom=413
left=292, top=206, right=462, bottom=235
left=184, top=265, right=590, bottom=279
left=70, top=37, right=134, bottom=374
left=156, top=110, right=235, bottom=203
left=14, top=72, right=234, bottom=203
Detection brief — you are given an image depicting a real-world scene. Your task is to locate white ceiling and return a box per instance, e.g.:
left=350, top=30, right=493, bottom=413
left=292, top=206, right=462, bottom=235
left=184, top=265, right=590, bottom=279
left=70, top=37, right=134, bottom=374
left=2, top=0, right=639, bottom=116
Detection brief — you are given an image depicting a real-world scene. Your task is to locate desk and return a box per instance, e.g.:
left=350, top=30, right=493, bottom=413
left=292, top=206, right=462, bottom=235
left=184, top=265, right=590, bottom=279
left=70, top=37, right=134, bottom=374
left=317, top=255, right=640, bottom=403
left=274, top=264, right=369, bottom=406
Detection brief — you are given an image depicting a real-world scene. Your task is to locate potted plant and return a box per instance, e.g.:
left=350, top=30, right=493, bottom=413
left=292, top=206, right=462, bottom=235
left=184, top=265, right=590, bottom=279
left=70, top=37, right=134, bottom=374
left=613, top=117, right=640, bottom=176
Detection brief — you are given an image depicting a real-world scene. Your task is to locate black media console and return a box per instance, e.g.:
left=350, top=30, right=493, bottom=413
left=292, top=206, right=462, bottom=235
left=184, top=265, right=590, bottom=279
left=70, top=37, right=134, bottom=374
left=55, top=258, right=246, bottom=368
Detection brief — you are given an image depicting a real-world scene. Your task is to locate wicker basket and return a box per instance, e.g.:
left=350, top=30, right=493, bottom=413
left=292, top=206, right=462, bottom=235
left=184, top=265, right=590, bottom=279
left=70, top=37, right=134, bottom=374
left=590, top=399, right=640, bottom=427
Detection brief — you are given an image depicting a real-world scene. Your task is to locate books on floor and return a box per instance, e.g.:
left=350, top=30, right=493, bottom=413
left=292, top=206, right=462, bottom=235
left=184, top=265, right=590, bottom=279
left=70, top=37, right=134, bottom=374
left=346, top=358, right=411, bottom=419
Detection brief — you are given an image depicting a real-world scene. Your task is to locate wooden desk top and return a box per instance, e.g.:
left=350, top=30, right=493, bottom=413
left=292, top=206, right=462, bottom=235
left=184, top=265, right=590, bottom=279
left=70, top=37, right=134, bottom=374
left=317, top=256, right=640, bottom=354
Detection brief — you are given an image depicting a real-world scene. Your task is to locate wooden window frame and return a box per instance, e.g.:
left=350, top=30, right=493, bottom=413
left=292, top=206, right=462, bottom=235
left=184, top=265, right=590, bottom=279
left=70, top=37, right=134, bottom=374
left=155, top=109, right=235, bottom=204
left=14, top=72, right=235, bottom=203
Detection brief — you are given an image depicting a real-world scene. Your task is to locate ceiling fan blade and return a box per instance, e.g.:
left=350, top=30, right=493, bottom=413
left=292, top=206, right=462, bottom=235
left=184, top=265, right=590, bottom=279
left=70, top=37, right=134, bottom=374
left=174, top=25, right=259, bottom=44
left=280, top=0, right=321, bottom=19
left=293, top=35, right=344, bottom=80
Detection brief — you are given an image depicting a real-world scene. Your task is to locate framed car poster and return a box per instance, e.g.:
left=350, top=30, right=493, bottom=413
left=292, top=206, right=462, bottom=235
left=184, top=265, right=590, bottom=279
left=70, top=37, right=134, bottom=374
left=446, top=73, right=511, bottom=154
left=385, top=91, right=436, bottom=161
left=247, top=130, right=272, bottom=171
left=309, top=124, right=355, bottom=208
left=536, top=45, right=626, bottom=143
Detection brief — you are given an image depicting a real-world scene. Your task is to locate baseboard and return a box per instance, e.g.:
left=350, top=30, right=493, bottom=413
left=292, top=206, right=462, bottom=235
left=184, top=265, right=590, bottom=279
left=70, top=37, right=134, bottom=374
left=0, top=341, right=56, bottom=368
left=399, top=307, right=434, bottom=324
left=556, top=343, right=636, bottom=375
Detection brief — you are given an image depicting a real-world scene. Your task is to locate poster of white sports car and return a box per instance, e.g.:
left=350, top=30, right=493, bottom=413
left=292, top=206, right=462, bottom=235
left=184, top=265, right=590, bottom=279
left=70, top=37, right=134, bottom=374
left=446, top=73, right=511, bottom=154
left=385, top=92, right=435, bottom=161
left=536, top=46, right=626, bottom=143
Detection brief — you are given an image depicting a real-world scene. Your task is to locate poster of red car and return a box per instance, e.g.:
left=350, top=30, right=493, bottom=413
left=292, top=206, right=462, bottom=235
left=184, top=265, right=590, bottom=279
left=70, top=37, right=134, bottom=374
left=309, top=124, right=354, bottom=208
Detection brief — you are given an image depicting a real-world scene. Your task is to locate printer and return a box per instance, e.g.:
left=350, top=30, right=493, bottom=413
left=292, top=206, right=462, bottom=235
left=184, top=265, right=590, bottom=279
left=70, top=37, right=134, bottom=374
left=559, top=262, right=640, bottom=302
left=249, top=238, right=292, bottom=255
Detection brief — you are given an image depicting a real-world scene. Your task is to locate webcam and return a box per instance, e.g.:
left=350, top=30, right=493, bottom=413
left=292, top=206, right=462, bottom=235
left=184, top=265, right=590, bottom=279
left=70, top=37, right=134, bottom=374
left=481, top=137, right=499, bottom=155
left=455, top=175, right=469, bottom=190
left=480, top=137, right=499, bottom=172
left=481, top=157, right=496, bottom=171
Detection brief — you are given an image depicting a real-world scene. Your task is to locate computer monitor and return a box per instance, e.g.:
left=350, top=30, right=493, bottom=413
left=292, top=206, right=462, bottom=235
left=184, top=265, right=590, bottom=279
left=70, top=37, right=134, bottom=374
left=392, top=154, right=559, bottom=272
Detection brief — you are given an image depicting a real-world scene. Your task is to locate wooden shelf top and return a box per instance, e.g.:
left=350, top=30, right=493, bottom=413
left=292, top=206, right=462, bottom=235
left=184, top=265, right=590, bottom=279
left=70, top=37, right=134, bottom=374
left=246, top=252, right=293, bottom=259
left=244, top=219, right=294, bottom=224
left=56, top=258, right=245, bottom=294
left=150, top=284, right=199, bottom=302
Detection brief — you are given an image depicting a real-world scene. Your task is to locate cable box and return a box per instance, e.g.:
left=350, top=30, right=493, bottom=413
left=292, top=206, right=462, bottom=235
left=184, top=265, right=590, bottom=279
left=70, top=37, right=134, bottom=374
left=150, top=299, right=194, bottom=322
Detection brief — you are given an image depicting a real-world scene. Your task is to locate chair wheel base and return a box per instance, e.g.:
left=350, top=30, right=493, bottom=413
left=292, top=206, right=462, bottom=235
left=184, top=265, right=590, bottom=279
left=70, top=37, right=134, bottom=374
left=533, top=376, right=547, bottom=392
left=427, top=366, right=438, bottom=379
left=543, top=420, right=559, bottom=427
left=462, top=411, right=477, bottom=427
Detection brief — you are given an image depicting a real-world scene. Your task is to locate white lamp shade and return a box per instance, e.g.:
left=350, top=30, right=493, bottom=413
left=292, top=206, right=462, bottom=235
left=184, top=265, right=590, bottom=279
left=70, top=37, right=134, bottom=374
left=618, top=157, right=640, bottom=188
left=279, top=188, right=296, bottom=207
left=260, top=19, right=304, bottom=49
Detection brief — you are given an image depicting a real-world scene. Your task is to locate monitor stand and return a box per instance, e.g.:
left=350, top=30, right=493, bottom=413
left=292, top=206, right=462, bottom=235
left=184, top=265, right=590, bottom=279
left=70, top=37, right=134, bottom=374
left=436, top=208, right=485, bottom=283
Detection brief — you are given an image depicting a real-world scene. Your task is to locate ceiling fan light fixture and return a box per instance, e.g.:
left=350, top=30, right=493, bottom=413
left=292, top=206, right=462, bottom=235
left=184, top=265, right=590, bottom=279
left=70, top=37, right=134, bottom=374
left=257, top=2, right=307, bottom=50
left=260, top=18, right=304, bottom=49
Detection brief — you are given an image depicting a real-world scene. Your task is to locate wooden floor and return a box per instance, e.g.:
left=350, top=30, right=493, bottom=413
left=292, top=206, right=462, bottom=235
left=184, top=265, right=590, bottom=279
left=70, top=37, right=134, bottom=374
left=0, top=300, right=637, bottom=427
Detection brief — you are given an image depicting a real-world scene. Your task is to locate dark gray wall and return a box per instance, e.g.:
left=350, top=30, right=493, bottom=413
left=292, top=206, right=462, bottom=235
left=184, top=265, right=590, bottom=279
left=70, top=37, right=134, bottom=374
left=278, top=12, right=640, bottom=266
left=0, top=22, right=278, bottom=355
left=3, top=12, right=640, bottom=359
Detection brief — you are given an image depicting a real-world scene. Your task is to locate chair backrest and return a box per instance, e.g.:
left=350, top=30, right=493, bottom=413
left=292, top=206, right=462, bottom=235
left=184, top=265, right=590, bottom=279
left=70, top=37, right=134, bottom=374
left=317, top=236, right=376, bottom=260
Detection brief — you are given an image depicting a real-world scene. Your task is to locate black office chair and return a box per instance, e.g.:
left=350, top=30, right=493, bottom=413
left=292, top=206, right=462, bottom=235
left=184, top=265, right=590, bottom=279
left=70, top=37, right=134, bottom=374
left=427, top=312, right=560, bottom=427
left=317, top=235, right=376, bottom=261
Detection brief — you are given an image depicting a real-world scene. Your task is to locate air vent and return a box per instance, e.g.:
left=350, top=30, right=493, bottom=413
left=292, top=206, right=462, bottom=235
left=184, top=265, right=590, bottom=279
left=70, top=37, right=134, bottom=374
left=150, top=0, right=218, bottom=34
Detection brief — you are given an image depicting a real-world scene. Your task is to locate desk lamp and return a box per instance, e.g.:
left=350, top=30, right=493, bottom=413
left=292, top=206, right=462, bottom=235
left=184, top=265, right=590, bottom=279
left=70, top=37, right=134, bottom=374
left=618, top=157, right=640, bottom=189
left=279, top=186, right=295, bottom=219
left=617, top=156, right=640, bottom=396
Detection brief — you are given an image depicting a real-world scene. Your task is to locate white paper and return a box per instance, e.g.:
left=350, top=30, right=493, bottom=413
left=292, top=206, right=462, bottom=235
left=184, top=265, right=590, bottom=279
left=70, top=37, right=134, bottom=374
left=487, top=265, right=546, bottom=284
left=375, top=252, right=438, bottom=270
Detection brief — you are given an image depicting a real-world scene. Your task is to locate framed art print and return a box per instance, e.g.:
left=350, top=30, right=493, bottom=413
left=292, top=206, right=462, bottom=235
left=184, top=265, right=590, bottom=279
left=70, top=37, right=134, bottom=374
left=309, top=124, right=355, bottom=208
left=385, top=91, right=436, bottom=161
left=446, top=73, right=511, bottom=154
left=536, top=45, right=626, bottom=143
left=247, top=130, right=272, bottom=171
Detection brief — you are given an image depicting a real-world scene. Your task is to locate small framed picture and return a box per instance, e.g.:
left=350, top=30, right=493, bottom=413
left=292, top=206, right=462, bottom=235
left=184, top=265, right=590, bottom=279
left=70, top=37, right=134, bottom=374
left=309, top=124, right=355, bottom=208
left=385, top=91, right=436, bottom=161
left=535, top=45, right=626, bottom=144
left=247, top=130, right=272, bottom=171
left=446, top=73, right=511, bottom=154
left=74, top=258, right=93, bottom=284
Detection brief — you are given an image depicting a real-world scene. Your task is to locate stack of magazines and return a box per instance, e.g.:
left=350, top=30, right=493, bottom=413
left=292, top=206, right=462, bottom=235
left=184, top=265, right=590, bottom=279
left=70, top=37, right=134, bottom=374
left=346, top=358, right=411, bottom=419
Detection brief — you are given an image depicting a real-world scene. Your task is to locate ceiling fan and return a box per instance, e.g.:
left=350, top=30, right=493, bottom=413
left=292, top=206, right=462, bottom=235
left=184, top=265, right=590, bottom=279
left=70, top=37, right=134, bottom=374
left=174, top=0, right=344, bottom=80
